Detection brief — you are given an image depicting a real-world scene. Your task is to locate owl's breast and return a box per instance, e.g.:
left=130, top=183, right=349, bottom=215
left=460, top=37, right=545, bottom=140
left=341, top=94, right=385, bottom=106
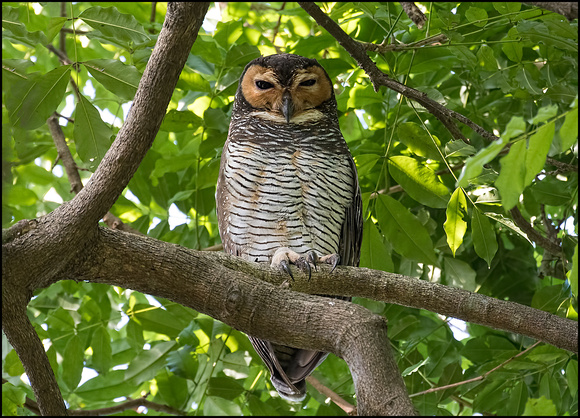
left=218, top=122, right=354, bottom=262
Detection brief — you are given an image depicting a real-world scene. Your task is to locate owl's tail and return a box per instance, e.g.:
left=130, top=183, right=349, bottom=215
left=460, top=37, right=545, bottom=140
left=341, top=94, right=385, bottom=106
left=270, top=373, right=307, bottom=402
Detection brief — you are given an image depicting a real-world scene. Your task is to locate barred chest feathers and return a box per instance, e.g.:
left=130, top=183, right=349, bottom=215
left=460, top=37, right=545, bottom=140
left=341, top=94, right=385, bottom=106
left=217, top=116, right=355, bottom=263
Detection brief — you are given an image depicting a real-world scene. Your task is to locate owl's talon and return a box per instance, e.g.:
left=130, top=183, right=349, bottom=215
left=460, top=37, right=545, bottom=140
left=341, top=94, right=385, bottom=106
left=320, top=253, right=341, bottom=272
left=306, top=251, right=318, bottom=272
left=279, top=259, right=295, bottom=281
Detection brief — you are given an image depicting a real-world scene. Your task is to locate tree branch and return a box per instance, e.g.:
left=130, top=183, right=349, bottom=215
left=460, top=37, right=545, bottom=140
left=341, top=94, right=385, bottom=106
left=410, top=341, right=543, bottom=397
left=510, top=206, right=562, bottom=256
left=2, top=3, right=210, bottom=415
left=69, top=2, right=210, bottom=229
left=297, top=2, right=501, bottom=144
left=524, top=2, right=578, bottom=20
left=77, top=227, right=416, bottom=415
left=400, top=2, right=426, bottom=29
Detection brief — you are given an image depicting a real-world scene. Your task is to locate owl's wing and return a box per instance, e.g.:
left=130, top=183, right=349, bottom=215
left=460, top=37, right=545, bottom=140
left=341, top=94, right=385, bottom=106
left=338, top=157, right=363, bottom=267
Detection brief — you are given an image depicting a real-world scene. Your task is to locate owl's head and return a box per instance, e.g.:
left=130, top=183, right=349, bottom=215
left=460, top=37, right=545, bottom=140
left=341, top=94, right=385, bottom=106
left=235, top=54, right=336, bottom=124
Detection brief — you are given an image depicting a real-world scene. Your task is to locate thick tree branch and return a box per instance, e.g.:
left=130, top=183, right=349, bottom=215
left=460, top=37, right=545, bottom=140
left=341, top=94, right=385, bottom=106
left=77, top=227, right=416, bottom=415
left=525, top=2, right=578, bottom=20
left=2, top=292, right=67, bottom=415
left=2, top=3, right=210, bottom=415
left=214, top=246, right=577, bottom=354
left=298, top=2, right=501, bottom=144
left=76, top=228, right=577, bottom=355
left=68, top=2, right=210, bottom=229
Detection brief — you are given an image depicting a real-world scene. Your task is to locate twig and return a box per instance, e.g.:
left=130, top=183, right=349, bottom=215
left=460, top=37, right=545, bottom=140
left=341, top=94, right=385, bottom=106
left=400, top=2, right=426, bottom=29
left=410, top=341, right=542, bottom=397
left=509, top=206, right=561, bottom=256
left=298, top=2, right=502, bottom=144
left=360, top=33, right=447, bottom=53
left=306, top=376, right=356, bottom=415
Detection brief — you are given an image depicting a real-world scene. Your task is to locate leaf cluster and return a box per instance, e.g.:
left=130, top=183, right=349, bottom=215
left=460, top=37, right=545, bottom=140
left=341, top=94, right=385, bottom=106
left=2, top=2, right=578, bottom=416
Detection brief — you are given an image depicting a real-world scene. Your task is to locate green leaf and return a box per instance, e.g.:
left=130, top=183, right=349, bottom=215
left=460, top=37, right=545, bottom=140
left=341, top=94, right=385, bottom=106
left=397, top=122, right=442, bottom=160
left=477, top=44, right=498, bottom=71
left=155, top=369, right=189, bottom=410
left=493, top=2, right=521, bottom=14
left=484, top=212, right=533, bottom=245
left=523, top=396, right=557, bottom=416
left=225, top=43, right=261, bottom=68
left=4, top=349, right=25, bottom=377
left=505, top=381, right=528, bottom=415
left=360, top=219, right=394, bottom=272
left=471, top=210, right=498, bottom=267
left=62, top=334, right=84, bottom=392
left=74, top=94, right=114, bottom=171
left=517, top=20, right=578, bottom=53
left=160, top=109, right=203, bottom=132
left=2, top=383, right=26, bottom=416
left=375, top=195, right=439, bottom=266
left=444, top=188, right=468, bottom=256
left=495, top=139, right=526, bottom=210
left=457, top=137, right=507, bottom=188
left=559, top=106, right=578, bottom=151
left=1, top=6, right=48, bottom=47
left=207, top=377, right=245, bottom=400
left=204, top=396, right=243, bottom=415
left=530, top=176, right=571, bottom=206
left=354, top=154, right=381, bottom=177
left=503, top=116, right=527, bottom=140
left=91, top=325, right=112, bottom=374
left=531, top=285, right=565, bottom=313
left=75, top=370, right=135, bottom=401
left=125, top=341, right=176, bottom=385
left=389, top=156, right=450, bottom=208
left=524, top=121, right=555, bottom=185
left=347, top=83, right=385, bottom=108
left=569, top=245, right=578, bottom=298
left=445, top=140, right=477, bottom=158
left=444, top=257, right=476, bottom=291
left=566, top=360, right=578, bottom=394
left=532, top=104, right=558, bottom=124
left=128, top=304, right=190, bottom=338
left=78, top=6, right=150, bottom=48
left=84, top=59, right=140, bottom=100
left=502, top=27, right=523, bottom=62
left=465, top=7, right=488, bottom=27
left=7, top=65, right=71, bottom=130
left=167, top=345, right=199, bottom=380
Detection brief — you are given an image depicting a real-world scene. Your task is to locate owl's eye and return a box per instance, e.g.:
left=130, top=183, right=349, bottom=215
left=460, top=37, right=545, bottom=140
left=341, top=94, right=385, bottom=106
left=255, top=80, right=274, bottom=90
left=299, top=79, right=316, bottom=87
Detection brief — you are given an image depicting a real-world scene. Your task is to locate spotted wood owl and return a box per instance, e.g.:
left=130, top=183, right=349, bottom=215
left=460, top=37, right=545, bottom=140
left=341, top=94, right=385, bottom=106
left=216, top=53, right=362, bottom=401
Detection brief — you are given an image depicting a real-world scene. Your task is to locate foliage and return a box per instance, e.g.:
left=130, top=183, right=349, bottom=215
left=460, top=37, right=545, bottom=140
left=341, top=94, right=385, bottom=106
left=2, top=2, right=578, bottom=416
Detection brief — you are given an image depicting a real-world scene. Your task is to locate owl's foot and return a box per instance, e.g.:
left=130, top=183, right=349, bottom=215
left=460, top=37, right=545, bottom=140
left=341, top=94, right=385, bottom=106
left=319, top=253, right=341, bottom=272
left=271, top=248, right=341, bottom=280
left=304, top=251, right=340, bottom=273
left=271, top=247, right=312, bottom=280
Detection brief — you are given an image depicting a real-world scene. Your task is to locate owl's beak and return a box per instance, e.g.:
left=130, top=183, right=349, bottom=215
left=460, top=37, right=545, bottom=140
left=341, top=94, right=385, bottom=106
left=281, top=91, right=293, bottom=123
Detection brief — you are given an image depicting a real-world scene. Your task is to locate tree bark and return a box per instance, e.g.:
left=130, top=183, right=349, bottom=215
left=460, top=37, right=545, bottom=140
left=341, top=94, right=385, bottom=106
left=2, top=3, right=210, bottom=415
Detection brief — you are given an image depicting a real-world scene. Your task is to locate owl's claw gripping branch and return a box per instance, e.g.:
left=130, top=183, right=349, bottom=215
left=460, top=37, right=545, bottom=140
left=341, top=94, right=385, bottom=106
left=320, top=253, right=341, bottom=273
left=271, top=247, right=312, bottom=280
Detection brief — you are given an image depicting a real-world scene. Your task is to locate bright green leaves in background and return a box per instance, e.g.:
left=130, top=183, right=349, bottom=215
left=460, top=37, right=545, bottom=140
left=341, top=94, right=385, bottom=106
left=2, top=2, right=578, bottom=416
left=444, top=188, right=468, bottom=257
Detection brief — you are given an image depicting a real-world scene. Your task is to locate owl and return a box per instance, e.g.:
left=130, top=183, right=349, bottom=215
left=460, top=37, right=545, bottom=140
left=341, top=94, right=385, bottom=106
left=216, top=53, right=362, bottom=401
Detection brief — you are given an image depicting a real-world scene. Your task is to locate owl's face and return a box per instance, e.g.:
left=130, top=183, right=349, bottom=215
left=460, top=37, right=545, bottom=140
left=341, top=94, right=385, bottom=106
left=236, top=54, right=335, bottom=124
